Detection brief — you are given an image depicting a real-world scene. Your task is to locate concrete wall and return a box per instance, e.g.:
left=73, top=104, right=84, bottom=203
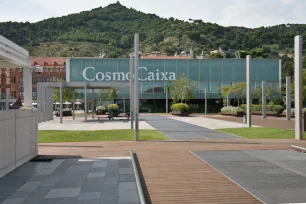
left=0, top=109, right=38, bottom=178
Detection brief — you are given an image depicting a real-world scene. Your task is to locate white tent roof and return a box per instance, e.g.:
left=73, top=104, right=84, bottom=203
left=64, top=102, right=72, bottom=105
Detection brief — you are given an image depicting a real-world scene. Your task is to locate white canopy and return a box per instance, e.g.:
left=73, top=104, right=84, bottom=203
left=75, top=102, right=82, bottom=105
left=32, top=102, right=37, bottom=105
left=64, top=102, right=72, bottom=105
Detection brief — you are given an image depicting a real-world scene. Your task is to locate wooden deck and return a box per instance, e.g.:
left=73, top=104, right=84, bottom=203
left=39, top=140, right=306, bottom=204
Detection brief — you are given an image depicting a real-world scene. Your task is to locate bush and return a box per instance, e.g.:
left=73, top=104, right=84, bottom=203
left=171, top=103, right=190, bottom=113
left=96, top=106, right=106, bottom=112
left=283, top=108, right=306, bottom=114
left=240, top=104, right=284, bottom=114
left=107, top=104, right=119, bottom=111
left=221, top=106, right=243, bottom=113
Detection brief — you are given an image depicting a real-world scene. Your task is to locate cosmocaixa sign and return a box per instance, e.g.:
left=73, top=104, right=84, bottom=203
left=67, top=58, right=177, bottom=82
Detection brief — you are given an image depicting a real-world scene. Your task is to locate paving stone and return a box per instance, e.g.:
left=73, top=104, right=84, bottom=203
left=44, top=188, right=81, bottom=199
left=37, top=160, right=64, bottom=176
left=39, top=198, right=77, bottom=204
left=21, top=186, right=51, bottom=204
left=118, top=160, right=132, bottom=168
left=102, top=184, right=118, bottom=200
left=119, top=182, right=137, bottom=192
left=1, top=198, right=25, bottom=204
left=78, top=192, right=101, bottom=200
left=28, top=175, right=47, bottom=182
left=87, top=172, right=105, bottom=178
left=89, top=167, right=107, bottom=173
left=107, top=160, right=119, bottom=169
left=66, top=165, right=92, bottom=172
left=119, top=168, right=134, bottom=175
left=17, top=181, right=41, bottom=192
left=104, top=177, right=118, bottom=185
left=118, top=190, right=139, bottom=204
left=8, top=190, right=33, bottom=199
left=40, top=177, right=59, bottom=187
left=119, top=175, right=136, bottom=182
left=93, top=161, right=108, bottom=168
left=77, top=200, right=100, bottom=204
left=100, top=197, right=118, bottom=204
left=105, top=170, right=118, bottom=178
left=54, top=172, right=88, bottom=188
left=81, top=178, right=104, bottom=193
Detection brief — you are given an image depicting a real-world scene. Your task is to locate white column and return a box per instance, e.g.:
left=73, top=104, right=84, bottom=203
left=262, top=80, right=266, bottom=119
left=286, top=76, right=291, bottom=121
left=23, top=66, right=32, bottom=107
left=130, top=54, right=134, bottom=129
left=227, top=94, right=229, bottom=106
left=92, top=89, right=94, bottom=120
left=73, top=89, right=75, bottom=120
left=134, top=33, right=139, bottom=141
left=246, top=55, right=252, bottom=127
left=165, top=85, right=168, bottom=113
left=84, top=83, right=87, bottom=123
left=60, top=81, right=63, bottom=124
left=124, top=96, right=126, bottom=114
left=205, top=88, right=207, bottom=114
left=294, top=35, right=303, bottom=140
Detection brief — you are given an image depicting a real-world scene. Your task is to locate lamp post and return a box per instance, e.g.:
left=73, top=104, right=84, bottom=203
left=165, top=85, right=168, bottom=113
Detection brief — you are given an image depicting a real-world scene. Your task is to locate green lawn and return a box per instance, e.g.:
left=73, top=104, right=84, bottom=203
left=218, top=127, right=298, bottom=139
left=39, top=130, right=168, bottom=143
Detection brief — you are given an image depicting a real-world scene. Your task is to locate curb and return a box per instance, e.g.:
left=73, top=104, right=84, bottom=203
left=130, top=149, right=146, bottom=204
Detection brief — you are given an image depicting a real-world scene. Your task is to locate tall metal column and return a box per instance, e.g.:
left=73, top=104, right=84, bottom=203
left=165, top=85, right=168, bottom=113
left=262, top=80, right=267, bottom=119
left=23, top=66, right=32, bottom=107
left=92, top=89, right=94, bottom=119
left=286, top=76, right=291, bottom=121
left=130, top=54, right=134, bottom=129
left=205, top=88, right=207, bottom=114
left=123, top=96, right=126, bottom=114
left=84, top=83, right=87, bottom=123
left=294, top=35, right=303, bottom=140
left=134, top=33, right=139, bottom=141
left=246, top=55, right=252, bottom=127
left=73, top=89, right=75, bottom=120
left=60, top=81, right=63, bottom=124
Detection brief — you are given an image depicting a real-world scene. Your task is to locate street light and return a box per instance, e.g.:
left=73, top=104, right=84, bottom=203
left=164, top=85, right=168, bottom=113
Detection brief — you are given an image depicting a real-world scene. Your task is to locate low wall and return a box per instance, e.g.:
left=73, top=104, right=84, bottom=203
left=0, top=109, right=38, bottom=178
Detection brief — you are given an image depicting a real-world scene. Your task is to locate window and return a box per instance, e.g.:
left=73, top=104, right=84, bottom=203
left=20, top=88, right=23, bottom=99
left=40, top=75, right=48, bottom=82
left=11, top=76, right=16, bottom=83
left=11, top=91, right=16, bottom=99
left=32, top=76, right=37, bottom=84
left=32, top=91, right=37, bottom=100
left=52, top=75, right=57, bottom=82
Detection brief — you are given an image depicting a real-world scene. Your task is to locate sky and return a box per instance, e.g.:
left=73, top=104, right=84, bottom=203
left=0, top=0, right=306, bottom=28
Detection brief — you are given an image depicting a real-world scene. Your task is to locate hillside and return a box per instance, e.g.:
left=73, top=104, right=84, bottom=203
left=0, top=1, right=306, bottom=58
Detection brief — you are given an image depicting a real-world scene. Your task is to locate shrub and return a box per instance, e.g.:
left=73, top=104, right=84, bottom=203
left=171, top=103, right=190, bottom=112
left=221, top=106, right=243, bottom=113
left=107, top=104, right=119, bottom=111
left=96, top=106, right=106, bottom=112
left=283, top=108, right=306, bottom=114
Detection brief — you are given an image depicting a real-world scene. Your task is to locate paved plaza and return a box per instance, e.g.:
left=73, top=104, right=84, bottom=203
left=0, top=158, right=140, bottom=204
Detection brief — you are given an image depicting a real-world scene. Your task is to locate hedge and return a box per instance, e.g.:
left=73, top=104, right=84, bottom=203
left=96, top=106, right=106, bottom=111
left=221, top=106, right=244, bottom=113
left=107, top=104, right=119, bottom=111
left=171, top=103, right=189, bottom=112
left=240, top=104, right=284, bottom=114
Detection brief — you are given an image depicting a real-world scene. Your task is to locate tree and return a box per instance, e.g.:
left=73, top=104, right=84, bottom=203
left=231, top=82, right=246, bottom=105
left=169, top=76, right=196, bottom=103
left=220, top=85, right=232, bottom=106
left=53, top=87, right=74, bottom=103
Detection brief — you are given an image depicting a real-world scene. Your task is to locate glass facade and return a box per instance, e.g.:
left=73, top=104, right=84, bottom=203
left=68, top=58, right=280, bottom=101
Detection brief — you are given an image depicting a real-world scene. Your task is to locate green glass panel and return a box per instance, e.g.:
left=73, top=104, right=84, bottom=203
left=199, top=60, right=210, bottom=81
left=189, top=59, right=199, bottom=81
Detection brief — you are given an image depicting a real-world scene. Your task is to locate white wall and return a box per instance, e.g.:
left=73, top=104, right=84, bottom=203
left=0, top=109, right=38, bottom=178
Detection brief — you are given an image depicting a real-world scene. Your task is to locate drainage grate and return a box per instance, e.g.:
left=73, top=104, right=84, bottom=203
left=193, top=150, right=306, bottom=204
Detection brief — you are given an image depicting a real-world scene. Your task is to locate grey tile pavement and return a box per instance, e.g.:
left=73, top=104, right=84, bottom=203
left=0, top=158, right=140, bottom=204
left=142, top=115, right=242, bottom=140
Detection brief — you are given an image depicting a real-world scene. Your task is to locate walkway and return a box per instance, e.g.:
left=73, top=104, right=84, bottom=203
left=38, top=140, right=306, bottom=204
left=0, top=157, right=140, bottom=204
left=141, top=115, right=242, bottom=140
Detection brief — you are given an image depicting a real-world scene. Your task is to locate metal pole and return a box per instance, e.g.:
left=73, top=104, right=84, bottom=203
left=205, top=88, right=207, bottom=114
left=60, top=81, right=63, bottom=124
left=124, top=96, right=126, bottom=114
left=286, top=76, right=291, bottom=121
left=227, top=94, right=229, bottom=106
left=295, top=35, right=303, bottom=140
left=165, top=85, right=168, bottom=113
left=130, top=53, right=134, bottom=129
left=73, top=89, right=75, bottom=120
left=262, top=80, right=266, bottom=119
left=84, top=83, right=87, bottom=123
left=246, top=55, right=252, bottom=127
left=5, top=88, right=9, bottom=110
left=134, top=33, right=139, bottom=141
left=92, top=88, right=94, bottom=120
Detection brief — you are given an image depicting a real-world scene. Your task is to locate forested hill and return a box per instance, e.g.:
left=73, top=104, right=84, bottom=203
left=0, top=1, right=306, bottom=57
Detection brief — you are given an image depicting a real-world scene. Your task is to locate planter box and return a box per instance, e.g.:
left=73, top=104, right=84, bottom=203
left=171, top=111, right=189, bottom=117
left=251, top=111, right=279, bottom=117
left=221, top=111, right=244, bottom=117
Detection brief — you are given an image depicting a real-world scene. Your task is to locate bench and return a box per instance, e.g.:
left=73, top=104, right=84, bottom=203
left=97, top=113, right=130, bottom=121
left=291, top=145, right=306, bottom=153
